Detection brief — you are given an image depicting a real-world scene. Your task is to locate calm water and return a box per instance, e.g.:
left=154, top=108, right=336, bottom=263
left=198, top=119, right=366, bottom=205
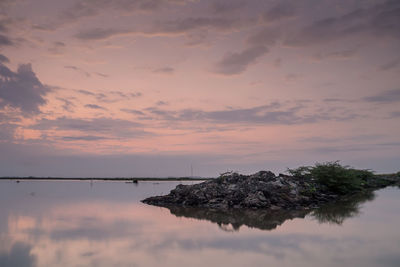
left=0, top=180, right=399, bottom=267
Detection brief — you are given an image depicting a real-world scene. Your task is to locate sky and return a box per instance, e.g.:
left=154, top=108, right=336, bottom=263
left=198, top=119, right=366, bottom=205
left=0, top=0, right=399, bottom=177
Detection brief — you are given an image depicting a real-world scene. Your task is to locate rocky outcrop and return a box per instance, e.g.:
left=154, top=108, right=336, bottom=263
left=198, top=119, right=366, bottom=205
left=142, top=171, right=398, bottom=211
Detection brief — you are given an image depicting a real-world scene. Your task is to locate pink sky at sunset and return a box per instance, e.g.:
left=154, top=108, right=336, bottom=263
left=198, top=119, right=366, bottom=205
left=0, top=0, right=399, bottom=177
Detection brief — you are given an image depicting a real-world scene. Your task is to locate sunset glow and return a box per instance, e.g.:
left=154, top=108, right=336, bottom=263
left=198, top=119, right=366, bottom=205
left=1, top=0, right=399, bottom=177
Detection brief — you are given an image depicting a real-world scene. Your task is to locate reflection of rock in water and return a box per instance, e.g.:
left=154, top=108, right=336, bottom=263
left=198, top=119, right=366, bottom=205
left=162, top=191, right=377, bottom=231
left=165, top=206, right=311, bottom=231
left=311, top=191, right=376, bottom=225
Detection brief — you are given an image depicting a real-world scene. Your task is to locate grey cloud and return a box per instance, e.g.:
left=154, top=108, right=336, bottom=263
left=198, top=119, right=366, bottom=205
left=143, top=101, right=355, bottom=125
left=33, top=117, right=143, bottom=132
left=286, top=73, right=300, bottom=81
left=215, top=45, right=268, bottom=75
left=156, top=101, right=168, bottom=106
left=211, top=1, right=245, bottom=14
left=48, top=41, right=66, bottom=55
left=57, top=97, right=75, bottom=112
left=153, top=67, right=174, bottom=74
left=110, top=91, right=129, bottom=98
left=85, top=104, right=107, bottom=110
left=95, top=72, right=108, bottom=78
left=76, top=89, right=141, bottom=103
left=247, top=28, right=280, bottom=47
left=74, top=16, right=247, bottom=41
left=312, top=145, right=373, bottom=154
left=389, top=111, right=400, bottom=118
left=150, top=17, right=242, bottom=34
left=121, top=108, right=145, bottom=115
left=36, top=0, right=189, bottom=31
left=64, top=65, right=90, bottom=77
left=379, top=58, right=400, bottom=71
left=262, top=1, right=296, bottom=23
left=0, top=63, right=51, bottom=114
left=62, top=135, right=109, bottom=141
left=0, top=122, right=17, bottom=141
left=0, top=34, right=13, bottom=46
left=0, top=18, right=12, bottom=33
left=74, top=28, right=131, bottom=40
left=31, top=116, right=151, bottom=138
left=299, top=134, right=383, bottom=144
left=0, top=54, right=9, bottom=63
left=323, top=98, right=347, bottom=102
left=77, top=89, right=96, bottom=96
left=314, top=48, right=358, bottom=61
left=364, top=89, right=400, bottom=103
left=0, top=242, right=37, bottom=267
left=130, top=92, right=142, bottom=97
left=0, top=113, right=20, bottom=142
left=285, top=0, right=400, bottom=46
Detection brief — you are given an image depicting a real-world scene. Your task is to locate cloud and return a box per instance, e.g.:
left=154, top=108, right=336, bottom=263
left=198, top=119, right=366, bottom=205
left=33, top=117, right=143, bottom=132
left=74, top=28, right=131, bottom=40
left=75, top=17, right=244, bottom=41
left=0, top=54, right=9, bottom=63
left=77, top=89, right=96, bottom=96
left=48, top=41, right=66, bottom=55
left=314, top=48, right=358, bottom=61
left=64, top=65, right=90, bottom=77
left=0, top=122, right=17, bottom=141
left=142, top=101, right=357, bottom=125
left=31, top=117, right=151, bottom=138
left=153, top=67, right=174, bottom=74
left=389, top=111, right=400, bottom=118
left=76, top=89, right=141, bottom=103
left=36, top=0, right=189, bottom=30
left=211, top=1, right=246, bottom=14
left=262, top=1, right=296, bottom=23
left=0, top=63, right=51, bottom=114
left=156, top=101, right=168, bottom=106
left=56, top=97, right=75, bottom=112
left=247, top=28, right=280, bottom=46
left=84, top=104, right=107, bottom=110
left=130, top=92, right=142, bottom=97
left=379, top=58, right=400, bottom=71
left=121, top=108, right=145, bottom=115
left=0, top=34, right=13, bottom=46
left=285, top=0, right=400, bottom=46
left=0, top=242, right=37, bottom=267
left=62, top=135, right=109, bottom=141
left=363, top=89, right=400, bottom=103
left=215, top=46, right=268, bottom=75
left=154, top=17, right=240, bottom=33
left=95, top=72, right=108, bottom=78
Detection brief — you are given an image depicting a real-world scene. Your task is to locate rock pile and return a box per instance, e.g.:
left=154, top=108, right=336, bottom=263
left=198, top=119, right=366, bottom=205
left=142, top=171, right=340, bottom=210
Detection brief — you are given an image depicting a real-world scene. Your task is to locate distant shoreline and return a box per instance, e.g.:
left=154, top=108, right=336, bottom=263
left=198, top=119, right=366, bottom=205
left=0, top=177, right=213, bottom=182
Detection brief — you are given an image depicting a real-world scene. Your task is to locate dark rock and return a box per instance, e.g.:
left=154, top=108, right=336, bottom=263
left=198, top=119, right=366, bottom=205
left=142, top=171, right=399, bottom=211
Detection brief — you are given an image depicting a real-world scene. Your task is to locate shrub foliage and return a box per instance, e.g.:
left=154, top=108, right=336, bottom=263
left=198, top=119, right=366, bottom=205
left=287, top=161, right=374, bottom=194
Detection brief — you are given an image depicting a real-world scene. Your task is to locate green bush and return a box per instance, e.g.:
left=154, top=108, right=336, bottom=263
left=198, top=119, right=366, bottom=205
left=287, top=161, right=374, bottom=194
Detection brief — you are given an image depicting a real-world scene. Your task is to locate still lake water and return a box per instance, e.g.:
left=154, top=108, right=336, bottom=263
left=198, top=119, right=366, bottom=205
left=0, top=180, right=399, bottom=267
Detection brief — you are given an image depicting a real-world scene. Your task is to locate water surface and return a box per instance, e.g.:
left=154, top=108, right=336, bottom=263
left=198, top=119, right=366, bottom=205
left=0, top=180, right=399, bottom=267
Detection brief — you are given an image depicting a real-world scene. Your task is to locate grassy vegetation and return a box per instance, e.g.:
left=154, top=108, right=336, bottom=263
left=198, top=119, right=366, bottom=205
left=287, top=161, right=375, bottom=194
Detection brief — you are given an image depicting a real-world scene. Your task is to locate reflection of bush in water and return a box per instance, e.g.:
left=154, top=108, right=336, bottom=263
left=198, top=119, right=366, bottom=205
left=311, top=191, right=375, bottom=225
